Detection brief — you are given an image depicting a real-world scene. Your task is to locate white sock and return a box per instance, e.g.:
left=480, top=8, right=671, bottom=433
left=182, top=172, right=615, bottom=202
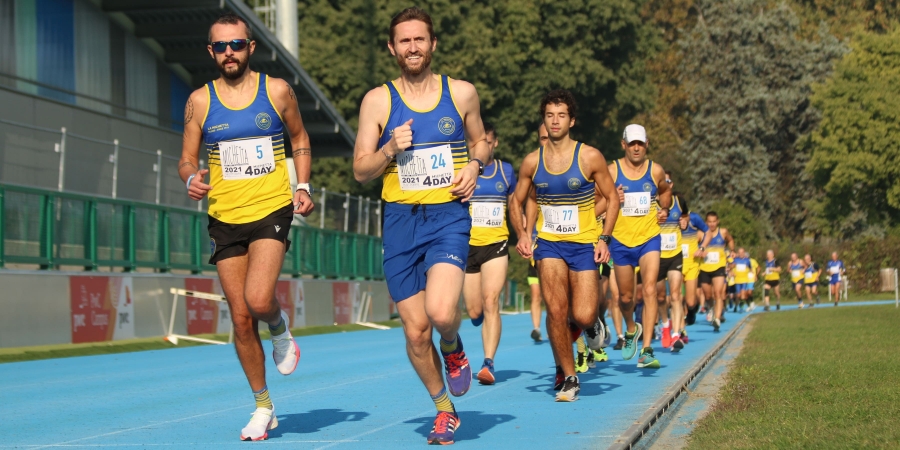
left=662, top=320, right=670, bottom=328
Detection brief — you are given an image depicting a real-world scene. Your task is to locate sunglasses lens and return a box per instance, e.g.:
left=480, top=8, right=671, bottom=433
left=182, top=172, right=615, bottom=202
left=229, top=40, right=248, bottom=51
left=211, top=42, right=228, bottom=53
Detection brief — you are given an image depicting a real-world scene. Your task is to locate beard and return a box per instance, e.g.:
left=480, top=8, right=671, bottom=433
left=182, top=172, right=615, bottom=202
left=218, top=56, right=249, bottom=80
left=396, top=49, right=432, bottom=76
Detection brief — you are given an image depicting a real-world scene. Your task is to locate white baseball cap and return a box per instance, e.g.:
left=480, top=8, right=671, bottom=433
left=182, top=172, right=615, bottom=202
left=623, top=124, right=647, bottom=144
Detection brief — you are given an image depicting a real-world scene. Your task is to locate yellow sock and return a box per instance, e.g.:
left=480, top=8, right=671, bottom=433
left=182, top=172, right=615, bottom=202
left=431, top=387, right=455, bottom=414
left=439, top=335, right=458, bottom=354
left=576, top=336, right=586, bottom=353
left=253, top=386, right=273, bottom=410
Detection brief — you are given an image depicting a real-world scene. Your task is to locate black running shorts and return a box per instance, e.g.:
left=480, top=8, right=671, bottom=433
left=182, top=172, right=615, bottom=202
left=764, top=280, right=780, bottom=288
left=207, top=203, right=293, bottom=264
left=465, top=240, right=509, bottom=274
left=698, top=267, right=726, bottom=285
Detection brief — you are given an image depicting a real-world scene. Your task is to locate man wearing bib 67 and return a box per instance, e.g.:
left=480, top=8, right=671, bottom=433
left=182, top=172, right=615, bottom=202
left=510, top=89, right=620, bottom=402
left=609, top=124, right=672, bottom=369
left=352, top=7, right=490, bottom=445
left=178, top=13, right=311, bottom=441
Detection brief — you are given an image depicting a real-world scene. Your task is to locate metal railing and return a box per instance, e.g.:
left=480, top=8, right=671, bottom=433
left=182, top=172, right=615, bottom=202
left=0, top=183, right=384, bottom=279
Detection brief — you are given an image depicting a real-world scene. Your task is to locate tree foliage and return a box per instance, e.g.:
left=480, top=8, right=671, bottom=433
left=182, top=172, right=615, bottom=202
left=679, top=0, right=846, bottom=238
left=806, top=28, right=900, bottom=238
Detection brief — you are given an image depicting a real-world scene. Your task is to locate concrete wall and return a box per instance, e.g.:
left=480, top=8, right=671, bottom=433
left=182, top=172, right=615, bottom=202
left=0, top=270, right=391, bottom=349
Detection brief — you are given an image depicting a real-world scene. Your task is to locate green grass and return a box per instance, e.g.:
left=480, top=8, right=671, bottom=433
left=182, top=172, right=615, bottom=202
left=0, top=320, right=401, bottom=364
left=687, top=304, right=900, bottom=449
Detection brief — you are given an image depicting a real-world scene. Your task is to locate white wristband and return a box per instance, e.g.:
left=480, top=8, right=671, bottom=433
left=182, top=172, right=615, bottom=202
left=186, top=174, right=196, bottom=190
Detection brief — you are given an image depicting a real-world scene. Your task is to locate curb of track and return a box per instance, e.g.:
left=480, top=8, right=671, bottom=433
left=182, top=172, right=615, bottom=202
left=607, top=313, right=752, bottom=450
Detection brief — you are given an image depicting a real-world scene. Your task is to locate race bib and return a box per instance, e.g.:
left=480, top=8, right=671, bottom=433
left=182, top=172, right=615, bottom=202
left=661, top=233, right=678, bottom=251
left=682, top=244, right=690, bottom=258
left=765, top=267, right=772, bottom=275
left=704, top=252, right=720, bottom=265
left=792, top=270, right=802, bottom=279
left=829, top=266, right=840, bottom=275
left=541, top=205, right=579, bottom=234
left=805, top=272, right=816, bottom=282
left=748, top=272, right=756, bottom=281
left=219, top=137, right=275, bottom=180
left=735, top=263, right=748, bottom=272
left=396, top=144, right=454, bottom=191
left=622, top=192, right=651, bottom=216
left=471, top=202, right=504, bottom=228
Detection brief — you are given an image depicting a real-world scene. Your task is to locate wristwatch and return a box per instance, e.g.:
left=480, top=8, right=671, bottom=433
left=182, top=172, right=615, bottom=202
left=295, top=183, right=313, bottom=195
left=470, top=158, right=485, bottom=175
left=598, top=235, right=611, bottom=245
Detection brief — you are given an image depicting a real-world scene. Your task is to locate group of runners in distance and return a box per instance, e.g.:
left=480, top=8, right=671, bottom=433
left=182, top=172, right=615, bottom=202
left=177, top=7, right=850, bottom=445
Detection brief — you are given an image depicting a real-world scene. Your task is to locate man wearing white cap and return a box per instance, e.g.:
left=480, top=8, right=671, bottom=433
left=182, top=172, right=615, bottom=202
left=607, top=124, right=671, bottom=369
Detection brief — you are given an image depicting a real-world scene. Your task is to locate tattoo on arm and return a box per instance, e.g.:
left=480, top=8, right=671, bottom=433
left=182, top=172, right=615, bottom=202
left=178, top=161, right=198, bottom=171
left=288, top=84, right=296, bottom=101
left=184, top=98, right=193, bottom=125
left=292, top=148, right=311, bottom=157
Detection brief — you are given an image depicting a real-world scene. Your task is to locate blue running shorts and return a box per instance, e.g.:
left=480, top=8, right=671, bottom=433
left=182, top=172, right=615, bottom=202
left=533, top=238, right=597, bottom=272
left=610, top=234, right=661, bottom=268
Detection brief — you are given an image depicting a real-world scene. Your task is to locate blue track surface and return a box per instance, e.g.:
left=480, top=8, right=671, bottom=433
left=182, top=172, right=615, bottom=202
left=2, top=301, right=892, bottom=449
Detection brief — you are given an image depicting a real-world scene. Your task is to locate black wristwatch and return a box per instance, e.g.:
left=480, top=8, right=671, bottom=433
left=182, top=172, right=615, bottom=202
left=598, top=235, right=611, bottom=245
left=470, top=158, right=485, bottom=175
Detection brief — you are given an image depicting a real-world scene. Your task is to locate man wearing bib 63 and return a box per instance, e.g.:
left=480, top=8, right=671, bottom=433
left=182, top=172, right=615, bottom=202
left=608, top=124, right=672, bottom=369
left=510, top=89, right=620, bottom=402
left=351, top=8, right=490, bottom=445
left=462, top=122, right=517, bottom=385
left=178, top=13, right=311, bottom=441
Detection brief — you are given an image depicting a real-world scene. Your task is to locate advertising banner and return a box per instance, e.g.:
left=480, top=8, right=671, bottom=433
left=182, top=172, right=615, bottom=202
left=70, top=276, right=134, bottom=343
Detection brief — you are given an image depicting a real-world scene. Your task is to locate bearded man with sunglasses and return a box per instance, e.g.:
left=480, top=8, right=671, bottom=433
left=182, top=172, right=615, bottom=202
left=178, top=13, right=313, bottom=441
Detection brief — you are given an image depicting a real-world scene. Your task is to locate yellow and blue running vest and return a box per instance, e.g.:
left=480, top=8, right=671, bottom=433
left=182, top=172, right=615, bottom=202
left=700, top=229, right=727, bottom=272
left=790, top=261, right=805, bottom=283
left=378, top=75, right=469, bottom=204
left=469, top=160, right=516, bottom=246
left=533, top=142, right=598, bottom=244
left=611, top=160, right=659, bottom=247
left=681, top=212, right=706, bottom=261
left=202, top=73, right=291, bottom=223
left=765, top=259, right=780, bottom=281
left=660, top=196, right=683, bottom=259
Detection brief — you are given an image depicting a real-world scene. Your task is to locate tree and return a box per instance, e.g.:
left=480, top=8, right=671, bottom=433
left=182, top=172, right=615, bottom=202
left=806, top=28, right=900, bottom=238
left=679, top=0, right=846, bottom=238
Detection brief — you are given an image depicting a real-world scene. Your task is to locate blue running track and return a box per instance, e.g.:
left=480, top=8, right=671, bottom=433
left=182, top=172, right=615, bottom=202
left=1, top=301, right=890, bottom=449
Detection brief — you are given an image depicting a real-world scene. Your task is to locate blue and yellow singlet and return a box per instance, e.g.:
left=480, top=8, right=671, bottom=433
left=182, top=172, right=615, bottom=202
left=764, top=259, right=780, bottom=281
left=533, top=143, right=598, bottom=244
left=469, top=160, right=516, bottom=246
left=789, top=261, right=805, bottom=283
left=660, top=196, right=683, bottom=259
left=681, top=212, right=708, bottom=261
left=611, top=160, right=659, bottom=247
left=700, top=229, right=727, bottom=271
left=378, top=75, right=469, bottom=205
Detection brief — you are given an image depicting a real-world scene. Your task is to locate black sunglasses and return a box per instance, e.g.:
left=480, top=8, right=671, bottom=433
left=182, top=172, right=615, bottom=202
left=209, top=39, right=251, bottom=53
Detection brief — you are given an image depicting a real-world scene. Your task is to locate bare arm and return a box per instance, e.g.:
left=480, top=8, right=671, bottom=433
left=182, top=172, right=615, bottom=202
left=352, top=87, right=401, bottom=184
left=179, top=89, right=212, bottom=201
left=722, top=228, right=735, bottom=256
left=653, top=162, right=672, bottom=210
left=583, top=146, right=617, bottom=263
left=269, top=79, right=314, bottom=216
left=510, top=152, right=539, bottom=258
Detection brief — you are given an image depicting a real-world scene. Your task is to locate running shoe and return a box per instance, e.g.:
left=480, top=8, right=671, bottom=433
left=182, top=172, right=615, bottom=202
left=476, top=359, right=495, bottom=385
left=554, top=366, right=565, bottom=391
left=593, top=347, right=609, bottom=363
left=575, top=352, right=588, bottom=373
left=672, top=337, right=684, bottom=352
left=240, top=407, right=278, bottom=441
left=713, top=318, right=720, bottom=332
left=555, top=376, right=580, bottom=402
left=442, top=336, right=472, bottom=397
left=706, top=311, right=713, bottom=322
left=427, top=411, right=460, bottom=445
left=748, top=301, right=756, bottom=312
left=622, top=323, right=643, bottom=360
left=776, top=304, right=781, bottom=310
left=586, top=319, right=604, bottom=351
left=531, top=328, right=542, bottom=342
left=834, top=301, right=838, bottom=307
left=637, top=347, right=660, bottom=368
left=613, top=337, right=625, bottom=350
left=764, top=305, right=770, bottom=312
left=653, top=326, right=661, bottom=342
left=661, top=323, right=673, bottom=349
left=809, top=303, right=815, bottom=308
left=798, top=302, right=805, bottom=309
left=681, top=330, right=689, bottom=344
left=271, top=310, right=300, bottom=375
left=686, top=305, right=698, bottom=325
left=587, top=349, right=596, bottom=369
left=600, top=320, right=612, bottom=348
left=720, top=315, right=726, bottom=323
left=471, top=313, right=484, bottom=327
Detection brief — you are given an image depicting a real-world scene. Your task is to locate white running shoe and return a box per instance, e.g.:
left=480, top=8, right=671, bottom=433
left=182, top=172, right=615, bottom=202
left=271, top=310, right=300, bottom=375
left=586, top=320, right=604, bottom=351
left=706, top=311, right=713, bottom=322
left=240, top=407, right=278, bottom=441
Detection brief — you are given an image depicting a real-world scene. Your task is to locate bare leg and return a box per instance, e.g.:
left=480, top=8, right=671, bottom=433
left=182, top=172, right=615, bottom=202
left=540, top=259, right=575, bottom=376
left=614, top=265, right=637, bottom=335
left=668, top=271, right=684, bottom=335
left=530, top=282, right=543, bottom=330
left=638, top=251, right=661, bottom=350
left=477, top=256, right=508, bottom=360
left=608, top=273, right=623, bottom=338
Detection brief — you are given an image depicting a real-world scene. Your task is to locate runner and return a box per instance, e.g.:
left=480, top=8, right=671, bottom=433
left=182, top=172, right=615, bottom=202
left=787, top=253, right=807, bottom=308
left=762, top=249, right=782, bottom=311
left=351, top=7, right=491, bottom=444
left=827, top=252, right=846, bottom=306
left=462, top=122, right=516, bottom=385
left=528, top=124, right=551, bottom=342
left=657, top=180, right=688, bottom=352
left=608, top=124, right=672, bottom=368
left=510, top=89, right=619, bottom=401
left=678, top=198, right=710, bottom=333
left=746, top=253, right=760, bottom=312
left=804, top=254, right=822, bottom=307
left=179, top=12, right=308, bottom=441
left=732, top=248, right=752, bottom=312
left=698, top=212, right=735, bottom=332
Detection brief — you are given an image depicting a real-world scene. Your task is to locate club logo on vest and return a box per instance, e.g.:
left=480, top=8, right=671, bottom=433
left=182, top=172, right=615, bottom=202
left=671, top=211, right=680, bottom=219
left=255, top=112, right=272, bottom=130
left=568, top=178, right=582, bottom=190
left=438, top=117, right=456, bottom=135
left=642, top=182, right=653, bottom=192
left=496, top=182, right=505, bottom=192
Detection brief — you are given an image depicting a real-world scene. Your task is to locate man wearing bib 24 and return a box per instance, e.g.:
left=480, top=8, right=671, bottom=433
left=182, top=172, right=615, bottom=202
left=178, top=13, right=310, bottom=441
left=351, top=8, right=490, bottom=445
left=510, top=89, right=620, bottom=402
left=609, top=124, right=672, bottom=369
left=462, top=122, right=517, bottom=385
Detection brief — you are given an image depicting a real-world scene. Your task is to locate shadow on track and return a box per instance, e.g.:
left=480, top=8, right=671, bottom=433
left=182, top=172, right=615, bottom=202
left=268, top=409, right=370, bottom=437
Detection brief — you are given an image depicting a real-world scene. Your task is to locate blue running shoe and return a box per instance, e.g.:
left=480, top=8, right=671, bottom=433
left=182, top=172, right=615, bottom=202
left=622, top=323, right=643, bottom=360
left=442, top=336, right=472, bottom=396
left=427, top=411, right=460, bottom=445
left=477, top=358, right=495, bottom=385
left=471, top=313, right=484, bottom=327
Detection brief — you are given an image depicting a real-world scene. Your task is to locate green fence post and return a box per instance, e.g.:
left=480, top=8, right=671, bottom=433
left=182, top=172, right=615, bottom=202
left=126, top=205, right=135, bottom=271
left=0, top=186, right=4, bottom=267
left=160, top=209, right=170, bottom=272
left=192, top=214, right=201, bottom=274
left=41, top=194, right=54, bottom=269
left=85, top=199, right=96, bottom=270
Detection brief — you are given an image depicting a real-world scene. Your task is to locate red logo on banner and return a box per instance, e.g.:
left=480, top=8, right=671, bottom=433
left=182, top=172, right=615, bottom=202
left=185, top=278, right=216, bottom=335
left=70, top=277, right=114, bottom=343
left=274, top=281, right=295, bottom=328
left=333, top=282, right=352, bottom=325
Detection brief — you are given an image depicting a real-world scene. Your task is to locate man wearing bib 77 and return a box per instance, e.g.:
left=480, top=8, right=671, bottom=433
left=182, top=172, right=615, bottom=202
left=178, top=13, right=312, bottom=441
left=608, top=124, right=672, bottom=369
left=510, top=89, right=620, bottom=402
left=351, top=7, right=490, bottom=445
